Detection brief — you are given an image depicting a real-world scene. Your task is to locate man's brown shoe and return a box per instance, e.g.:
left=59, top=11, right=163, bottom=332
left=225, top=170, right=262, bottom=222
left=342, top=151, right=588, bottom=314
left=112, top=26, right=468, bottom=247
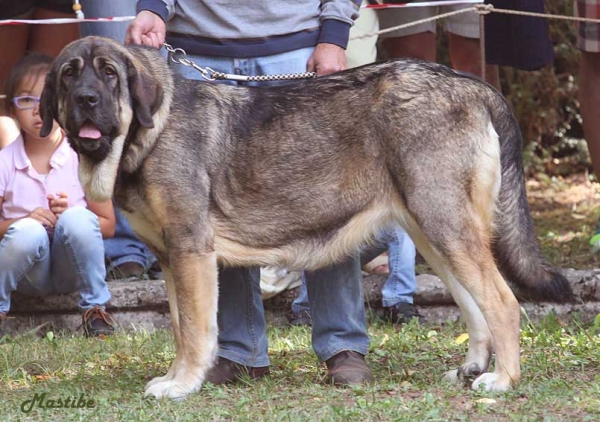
left=325, top=351, right=373, bottom=385
left=205, top=357, right=270, bottom=385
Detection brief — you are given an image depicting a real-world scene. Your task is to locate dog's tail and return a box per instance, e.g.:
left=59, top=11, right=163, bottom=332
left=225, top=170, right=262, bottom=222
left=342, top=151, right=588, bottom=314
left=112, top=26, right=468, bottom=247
left=488, top=94, right=574, bottom=302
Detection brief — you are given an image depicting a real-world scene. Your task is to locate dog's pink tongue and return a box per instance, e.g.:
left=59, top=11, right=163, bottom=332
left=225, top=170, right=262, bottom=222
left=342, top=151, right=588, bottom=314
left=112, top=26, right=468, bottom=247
left=78, top=123, right=102, bottom=139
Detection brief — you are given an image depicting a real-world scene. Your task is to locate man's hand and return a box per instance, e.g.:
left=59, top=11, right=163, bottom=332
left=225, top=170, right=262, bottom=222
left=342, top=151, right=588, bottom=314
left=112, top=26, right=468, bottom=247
left=307, top=43, right=348, bottom=76
left=125, top=10, right=166, bottom=48
left=48, top=192, right=69, bottom=218
left=27, top=207, right=57, bottom=228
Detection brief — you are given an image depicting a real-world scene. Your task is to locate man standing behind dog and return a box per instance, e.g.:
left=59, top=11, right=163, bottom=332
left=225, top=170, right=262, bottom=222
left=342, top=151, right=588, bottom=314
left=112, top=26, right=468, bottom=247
left=126, top=0, right=372, bottom=386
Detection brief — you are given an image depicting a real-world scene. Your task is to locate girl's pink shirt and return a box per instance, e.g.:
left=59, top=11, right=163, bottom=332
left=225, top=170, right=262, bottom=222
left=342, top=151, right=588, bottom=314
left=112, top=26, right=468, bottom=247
left=0, top=134, right=87, bottom=220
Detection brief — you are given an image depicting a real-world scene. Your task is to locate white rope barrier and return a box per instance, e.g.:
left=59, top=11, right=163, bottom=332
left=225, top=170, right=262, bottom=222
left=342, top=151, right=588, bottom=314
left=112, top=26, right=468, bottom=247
left=363, top=0, right=482, bottom=9
left=0, top=16, right=134, bottom=26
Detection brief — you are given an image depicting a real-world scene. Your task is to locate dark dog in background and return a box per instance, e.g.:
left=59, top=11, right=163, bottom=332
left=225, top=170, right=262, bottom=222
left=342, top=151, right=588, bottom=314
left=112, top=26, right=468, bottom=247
left=40, top=36, right=572, bottom=400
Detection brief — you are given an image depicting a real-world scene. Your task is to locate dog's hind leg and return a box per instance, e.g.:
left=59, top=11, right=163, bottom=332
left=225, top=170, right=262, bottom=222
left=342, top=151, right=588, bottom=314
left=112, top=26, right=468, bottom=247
left=144, top=252, right=219, bottom=400
left=438, top=272, right=493, bottom=385
left=450, top=249, right=521, bottom=391
left=404, top=232, right=493, bottom=385
left=405, top=221, right=520, bottom=392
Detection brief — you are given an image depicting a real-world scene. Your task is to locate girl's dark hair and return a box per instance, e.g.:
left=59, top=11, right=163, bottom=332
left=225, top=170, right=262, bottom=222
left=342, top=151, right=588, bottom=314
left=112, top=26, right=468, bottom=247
left=4, top=52, right=54, bottom=113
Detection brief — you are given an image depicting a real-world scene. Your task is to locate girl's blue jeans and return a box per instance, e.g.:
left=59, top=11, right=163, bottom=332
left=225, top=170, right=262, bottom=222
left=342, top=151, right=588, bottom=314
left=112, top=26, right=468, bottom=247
left=0, top=207, right=111, bottom=313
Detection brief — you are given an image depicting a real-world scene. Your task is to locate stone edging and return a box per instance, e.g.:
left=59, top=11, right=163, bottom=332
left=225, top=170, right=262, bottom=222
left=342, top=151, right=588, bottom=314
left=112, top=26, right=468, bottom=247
left=5, top=268, right=599, bottom=333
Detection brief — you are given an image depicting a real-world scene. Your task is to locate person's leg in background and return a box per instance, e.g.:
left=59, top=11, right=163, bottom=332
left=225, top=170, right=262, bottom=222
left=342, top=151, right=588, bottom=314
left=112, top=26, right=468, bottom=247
left=178, top=47, right=372, bottom=385
left=169, top=54, right=270, bottom=384
left=0, top=218, right=52, bottom=337
left=348, top=4, right=422, bottom=326
left=0, top=5, right=30, bottom=116
left=304, top=254, right=372, bottom=385
left=444, top=5, right=501, bottom=90
left=575, top=1, right=600, bottom=251
left=581, top=51, right=600, bottom=249
left=289, top=275, right=312, bottom=326
left=1, top=2, right=80, bottom=152
left=377, top=5, right=500, bottom=89
left=79, top=0, right=135, bottom=41
left=377, top=6, right=437, bottom=62
left=208, top=266, right=270, bottom=383
left=380, top=227, right=423, bottom=324
left=346, top=1, right=380, bottom=68
left=256, top=49, right=372, bottom=384
left=27, top=5, right=80, bottom=56
left=104, top=207, right=156, bottom=280
left=0, top=1, right=79, bottom=114
left=50, top=207, right=114, bottom=336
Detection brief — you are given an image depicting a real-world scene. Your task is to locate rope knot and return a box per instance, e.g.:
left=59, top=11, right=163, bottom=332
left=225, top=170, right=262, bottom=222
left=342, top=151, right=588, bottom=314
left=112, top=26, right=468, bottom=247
left=474, top=4, right=494, bottom=15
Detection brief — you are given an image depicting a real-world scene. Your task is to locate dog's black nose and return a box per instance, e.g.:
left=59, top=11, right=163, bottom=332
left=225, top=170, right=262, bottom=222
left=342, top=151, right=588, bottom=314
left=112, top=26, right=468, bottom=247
left=77, top=92, right=99, bottom=108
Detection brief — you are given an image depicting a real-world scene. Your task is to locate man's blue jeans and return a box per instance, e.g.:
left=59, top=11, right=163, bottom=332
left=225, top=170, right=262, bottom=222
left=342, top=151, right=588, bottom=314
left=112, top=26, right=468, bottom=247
left=171, top=48, right=370, bottom=365
left=0, top=207, right=111, bottom=314
left=293, top=227, right=417, bottom=315
left=381, top=227, right=417, bottom=307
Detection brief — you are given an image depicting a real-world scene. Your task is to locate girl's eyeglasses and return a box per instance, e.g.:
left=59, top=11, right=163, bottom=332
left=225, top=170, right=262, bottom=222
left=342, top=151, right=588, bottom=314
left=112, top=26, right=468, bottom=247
left=12, top=95, right=41, bottom=110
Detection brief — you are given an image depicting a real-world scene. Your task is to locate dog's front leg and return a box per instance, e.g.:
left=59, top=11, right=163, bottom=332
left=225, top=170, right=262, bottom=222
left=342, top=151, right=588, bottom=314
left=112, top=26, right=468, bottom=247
left=144, top=266, right=182, bottom=390
left=144, top=251, right=219, bottom=400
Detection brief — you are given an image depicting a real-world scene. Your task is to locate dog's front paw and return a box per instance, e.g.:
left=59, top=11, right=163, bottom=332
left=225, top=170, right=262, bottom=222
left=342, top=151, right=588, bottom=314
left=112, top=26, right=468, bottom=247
left=144, top=379, right=201, bottom=401
left=443, top=362, right=484, bottom=386
left=145, top=374, right=173, bottom=390
left=442, top=369, right=460, bottom=384
left=471, top=373, right=511, bottom=392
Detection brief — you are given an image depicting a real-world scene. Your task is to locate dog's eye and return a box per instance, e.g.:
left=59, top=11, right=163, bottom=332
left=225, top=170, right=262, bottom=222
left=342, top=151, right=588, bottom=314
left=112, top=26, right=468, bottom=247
left=64, top=67, right=74, bottom=77
left=105, top=67, right=116, bottom=77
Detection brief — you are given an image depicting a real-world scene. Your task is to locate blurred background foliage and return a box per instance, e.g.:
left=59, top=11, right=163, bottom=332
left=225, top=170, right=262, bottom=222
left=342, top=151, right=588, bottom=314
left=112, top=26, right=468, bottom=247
left=504, top=0, right=585, bottom=178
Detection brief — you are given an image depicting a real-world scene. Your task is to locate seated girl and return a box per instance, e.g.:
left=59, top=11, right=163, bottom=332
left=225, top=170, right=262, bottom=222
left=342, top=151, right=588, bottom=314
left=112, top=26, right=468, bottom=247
left=0, top=52, right=116, bottom=338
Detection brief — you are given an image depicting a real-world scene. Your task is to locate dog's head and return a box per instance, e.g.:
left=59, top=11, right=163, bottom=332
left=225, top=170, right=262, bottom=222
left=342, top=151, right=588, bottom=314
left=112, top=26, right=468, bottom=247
left=40, top=36, right=163, bottom=163
left=39, top=36, right=165, bottom=201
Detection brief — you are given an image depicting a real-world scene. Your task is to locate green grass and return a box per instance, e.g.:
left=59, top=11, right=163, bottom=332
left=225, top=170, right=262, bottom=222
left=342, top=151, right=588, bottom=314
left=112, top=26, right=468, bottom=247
left=1, top=314, right=598, bottom=421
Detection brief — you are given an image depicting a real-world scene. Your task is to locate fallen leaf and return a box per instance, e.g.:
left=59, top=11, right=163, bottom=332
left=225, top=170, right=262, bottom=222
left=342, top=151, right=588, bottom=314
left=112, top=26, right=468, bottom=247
left=379, top=333, right=389, bottom=347
left=475, top=398, right=497, bottom=405
left=455, top=333, right=469, bottom=344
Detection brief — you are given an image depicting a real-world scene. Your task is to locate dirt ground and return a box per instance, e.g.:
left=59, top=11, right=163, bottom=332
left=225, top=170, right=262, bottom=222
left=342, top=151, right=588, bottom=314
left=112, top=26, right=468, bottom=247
left=527, top=172, right=600, bottom=269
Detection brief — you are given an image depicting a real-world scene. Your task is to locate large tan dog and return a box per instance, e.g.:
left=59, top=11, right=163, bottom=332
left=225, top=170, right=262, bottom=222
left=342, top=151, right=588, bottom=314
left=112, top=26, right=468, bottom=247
left=40, top=37, right=572, bottom=400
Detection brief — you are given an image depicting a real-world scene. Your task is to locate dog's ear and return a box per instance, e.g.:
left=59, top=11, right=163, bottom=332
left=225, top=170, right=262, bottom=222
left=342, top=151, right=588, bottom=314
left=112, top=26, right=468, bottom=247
left=127, top=58, right=164, bottom=129
left=39, top=68, right=58, bottom=138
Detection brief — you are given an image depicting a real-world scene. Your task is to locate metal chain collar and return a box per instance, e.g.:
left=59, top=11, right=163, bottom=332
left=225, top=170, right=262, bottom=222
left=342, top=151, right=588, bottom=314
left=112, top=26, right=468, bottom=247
left=163, top=42, right=317, bottom=82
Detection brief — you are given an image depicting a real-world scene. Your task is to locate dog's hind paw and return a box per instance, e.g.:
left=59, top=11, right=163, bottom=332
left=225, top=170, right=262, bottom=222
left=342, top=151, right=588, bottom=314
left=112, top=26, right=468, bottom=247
left=144, top=380, right=200, bottom=401
left=471, top=373, right=511, bottom=392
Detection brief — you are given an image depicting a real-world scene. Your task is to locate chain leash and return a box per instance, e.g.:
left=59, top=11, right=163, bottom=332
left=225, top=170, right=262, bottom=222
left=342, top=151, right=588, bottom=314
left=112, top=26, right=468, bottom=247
left=163, top=43, right=317, bottom=82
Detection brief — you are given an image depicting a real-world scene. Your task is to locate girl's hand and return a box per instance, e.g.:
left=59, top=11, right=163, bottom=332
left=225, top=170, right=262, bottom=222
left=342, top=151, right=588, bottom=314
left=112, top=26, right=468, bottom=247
left=27, top=207, right=57, bottom=227
left=48, top=192, right=69, bottom=217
